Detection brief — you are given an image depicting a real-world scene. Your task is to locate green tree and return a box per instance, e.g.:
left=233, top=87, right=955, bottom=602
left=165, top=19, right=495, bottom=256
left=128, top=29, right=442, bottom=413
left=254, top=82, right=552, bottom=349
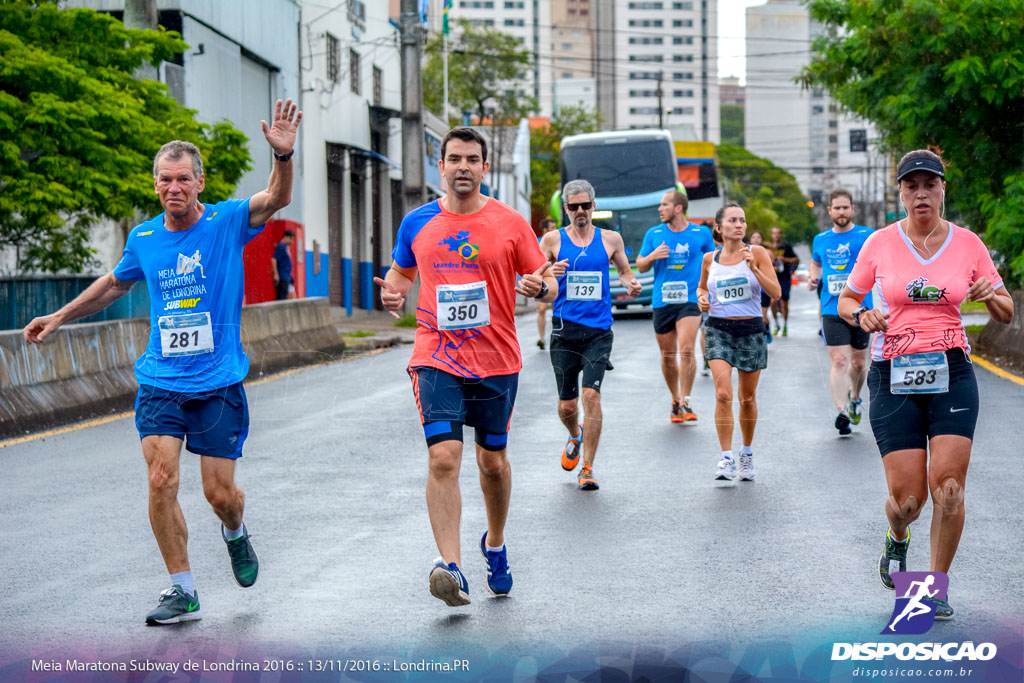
left=529, top=104, right=603, bottom=224
left=0, top=1, right=251, bottom=273
left=744, top=187, right=781, bottom=236
left=720, top=104, right=744, bottom=147
left=423, top=19, right=536, bottom=124
left=800, top=0, right=1024, bottom=285
left=717, top=144, right=818, bottom=243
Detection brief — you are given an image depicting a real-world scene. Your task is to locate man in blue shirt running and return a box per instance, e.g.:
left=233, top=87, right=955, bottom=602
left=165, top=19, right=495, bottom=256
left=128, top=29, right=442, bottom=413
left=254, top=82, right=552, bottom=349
left=24, top=99, right=302, bottom=625
left=637, top=191, right=716, bottom=423
left=809, top=188, right=874, bottom=436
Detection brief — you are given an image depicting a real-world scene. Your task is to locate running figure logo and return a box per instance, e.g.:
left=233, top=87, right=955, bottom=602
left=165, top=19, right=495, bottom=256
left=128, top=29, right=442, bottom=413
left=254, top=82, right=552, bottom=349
left=882, top=571, right=948, bottom=635
left=905, top=276, right=949, bottom=303
left=176, top=250, right=206, bottom=278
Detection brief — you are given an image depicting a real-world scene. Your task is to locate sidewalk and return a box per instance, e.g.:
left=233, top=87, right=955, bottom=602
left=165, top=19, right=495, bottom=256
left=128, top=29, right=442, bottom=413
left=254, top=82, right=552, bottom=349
left=332, top=298, right=535, bottom=355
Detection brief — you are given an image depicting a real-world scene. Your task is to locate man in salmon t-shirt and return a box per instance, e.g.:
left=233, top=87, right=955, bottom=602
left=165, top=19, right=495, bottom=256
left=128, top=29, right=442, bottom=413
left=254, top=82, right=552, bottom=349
left=375, top=127, right=557, bottom=607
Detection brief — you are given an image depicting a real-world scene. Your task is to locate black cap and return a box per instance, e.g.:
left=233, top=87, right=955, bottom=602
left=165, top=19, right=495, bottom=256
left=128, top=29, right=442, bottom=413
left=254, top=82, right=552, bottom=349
left=896, top=156, right=945, bottom=182
left=283, top=229, right=295, bottom=237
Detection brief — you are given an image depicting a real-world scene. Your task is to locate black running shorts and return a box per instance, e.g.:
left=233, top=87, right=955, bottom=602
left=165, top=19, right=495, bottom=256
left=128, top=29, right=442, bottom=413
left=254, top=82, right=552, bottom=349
left=652, top=302, right=701, bottom=335
left=549, top=318, right=614, bottom=401
left=821, top=314, right=870, bottom=349
left=867, top=348, right=979, bottom=457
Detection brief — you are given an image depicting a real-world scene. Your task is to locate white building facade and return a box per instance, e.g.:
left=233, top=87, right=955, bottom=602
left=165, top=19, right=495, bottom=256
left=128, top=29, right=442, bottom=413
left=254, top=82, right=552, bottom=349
left=745, top=0, right=883, bottom=223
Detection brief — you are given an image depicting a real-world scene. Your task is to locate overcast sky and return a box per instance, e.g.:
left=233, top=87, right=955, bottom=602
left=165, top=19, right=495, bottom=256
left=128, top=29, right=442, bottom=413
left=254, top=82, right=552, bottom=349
left=717, top=0, right=773, bottom=84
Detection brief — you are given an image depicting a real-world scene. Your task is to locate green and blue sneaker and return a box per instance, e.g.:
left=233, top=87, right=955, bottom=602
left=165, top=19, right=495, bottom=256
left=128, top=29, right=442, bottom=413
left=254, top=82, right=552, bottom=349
left=223, top=524, right=260, bottom=588
left=847, top=388, right=863, bottom=425
left=145, top=585, right=200, bottom=625
left=924, top=595, right=954, bottom=620
left=879, top=527, right=909, bottom=590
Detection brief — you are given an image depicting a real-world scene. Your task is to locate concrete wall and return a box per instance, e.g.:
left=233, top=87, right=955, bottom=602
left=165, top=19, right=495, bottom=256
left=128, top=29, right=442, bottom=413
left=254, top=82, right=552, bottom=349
left=977, top=290, right=1024, bottom=365
left=0, top=298, right=345, bottom=439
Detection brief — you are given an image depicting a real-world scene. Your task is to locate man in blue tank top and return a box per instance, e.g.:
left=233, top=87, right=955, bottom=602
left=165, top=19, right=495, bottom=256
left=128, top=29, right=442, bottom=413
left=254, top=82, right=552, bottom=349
left=540, top=180, right=641, bottom=490
left=23, top=99, right=302, bottom=625
left=637, top=191, right=716, bottom=423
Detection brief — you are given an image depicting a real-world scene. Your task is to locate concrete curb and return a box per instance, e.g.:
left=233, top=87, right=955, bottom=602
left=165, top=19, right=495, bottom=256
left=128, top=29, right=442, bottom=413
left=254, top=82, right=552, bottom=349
left=975, top=290, right=1024, bottom=369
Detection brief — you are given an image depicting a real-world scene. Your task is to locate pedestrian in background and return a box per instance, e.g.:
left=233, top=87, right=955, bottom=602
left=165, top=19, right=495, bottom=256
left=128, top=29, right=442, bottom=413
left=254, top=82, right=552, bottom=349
left=272, top=229, right=295, bottom=300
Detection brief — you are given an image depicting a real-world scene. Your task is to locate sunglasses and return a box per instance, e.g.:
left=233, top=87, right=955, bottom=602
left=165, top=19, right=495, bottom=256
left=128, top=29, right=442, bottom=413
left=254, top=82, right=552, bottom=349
left=566, top=202, right=593, bottom=212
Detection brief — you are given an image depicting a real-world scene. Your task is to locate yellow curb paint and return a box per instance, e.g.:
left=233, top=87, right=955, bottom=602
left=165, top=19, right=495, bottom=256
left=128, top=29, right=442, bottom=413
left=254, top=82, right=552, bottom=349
left=972, top=355, right=1024, bottom=387
left=0, top=411, right=134, bottom=449
left=0, top=348, right=390, bottom=450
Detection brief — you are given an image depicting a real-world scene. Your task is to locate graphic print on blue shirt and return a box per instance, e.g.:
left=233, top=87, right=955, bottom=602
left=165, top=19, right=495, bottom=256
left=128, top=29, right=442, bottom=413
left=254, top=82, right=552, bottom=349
left=553, top=227, right=612, bottom=330
left=113, top=198, right=264, bottom=393
left=812, top=225, right=874, bottom=316
left=639, top=222, right=715, bottom=308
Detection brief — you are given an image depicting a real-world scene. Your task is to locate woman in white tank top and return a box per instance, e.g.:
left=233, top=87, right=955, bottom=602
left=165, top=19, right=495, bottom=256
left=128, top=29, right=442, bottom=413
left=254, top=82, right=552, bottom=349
left=696, top=204, right=782, bottom=482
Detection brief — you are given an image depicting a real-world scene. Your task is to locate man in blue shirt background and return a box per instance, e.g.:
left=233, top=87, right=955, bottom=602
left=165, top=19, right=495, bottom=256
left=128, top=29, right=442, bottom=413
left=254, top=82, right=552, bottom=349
left=24, top=98, right=302, bottom=626
left=272, top=229, right=296, bottom=300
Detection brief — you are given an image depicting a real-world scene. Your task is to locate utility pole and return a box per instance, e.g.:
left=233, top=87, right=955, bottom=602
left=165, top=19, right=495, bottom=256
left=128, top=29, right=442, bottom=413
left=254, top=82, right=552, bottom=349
left=124, top=0, right=158, bottom=81
left=400, top=0, right=427, bottom=214
left=656, top=71, right=665, bottom=129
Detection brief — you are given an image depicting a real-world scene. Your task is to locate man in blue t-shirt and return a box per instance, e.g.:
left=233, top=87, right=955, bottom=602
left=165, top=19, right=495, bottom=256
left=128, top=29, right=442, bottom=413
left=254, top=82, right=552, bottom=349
left=809, top=188, right=874, bottom=436
left=23, top=99, right=302, bottom=625
left=637, top=190, right=716, bottom=423
left=272, top=229, right=296, bottom=300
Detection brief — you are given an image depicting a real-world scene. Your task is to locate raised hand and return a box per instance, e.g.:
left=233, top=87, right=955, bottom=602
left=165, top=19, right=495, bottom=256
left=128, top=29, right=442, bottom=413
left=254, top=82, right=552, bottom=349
left=261, top=98, right=302, bottom=156
left=550, top=258, right=570, bottom=278
left=373, top=276, right=405, bottom=319
left=650, top=241, right=670, bottom=260
left=515, top=262, right=551, bottom=298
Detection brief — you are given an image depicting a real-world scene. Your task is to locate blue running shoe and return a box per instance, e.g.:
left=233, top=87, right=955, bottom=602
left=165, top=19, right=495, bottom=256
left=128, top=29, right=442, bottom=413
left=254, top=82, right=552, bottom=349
left=847, top=388, right=863, bottom=425
left=429, top=558, right=470, bottom=606
left=879, top=527, right=909, bottom=590
left=924, top=596, right=954, bottom=620
left=479, top=532, right=513, bottom=596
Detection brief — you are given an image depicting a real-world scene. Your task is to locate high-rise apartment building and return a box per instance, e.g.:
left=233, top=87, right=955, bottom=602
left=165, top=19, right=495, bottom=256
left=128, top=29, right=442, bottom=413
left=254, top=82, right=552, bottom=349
left=746, top=0, right=883, bottom=220
left=613, top=0, right=718, bottom=140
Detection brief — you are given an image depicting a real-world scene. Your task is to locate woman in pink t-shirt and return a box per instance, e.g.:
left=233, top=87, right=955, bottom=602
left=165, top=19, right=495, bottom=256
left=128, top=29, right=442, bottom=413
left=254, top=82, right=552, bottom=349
left=836, top=149, right=1014, bottom=620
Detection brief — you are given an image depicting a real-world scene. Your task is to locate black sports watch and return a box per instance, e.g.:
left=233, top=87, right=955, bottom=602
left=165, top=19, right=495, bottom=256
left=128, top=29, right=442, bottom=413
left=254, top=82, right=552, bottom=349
left=274, top=149, right=295, bottom=162
left=852, top=305, right=869, bottom=327
left=533, top=281, right=549, bottom=301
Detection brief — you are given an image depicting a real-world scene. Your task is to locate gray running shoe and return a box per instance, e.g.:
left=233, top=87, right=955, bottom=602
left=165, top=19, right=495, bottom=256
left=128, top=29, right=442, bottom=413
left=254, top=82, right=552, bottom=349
left=924, top=596, right=954, bottom=620
left=715, top=457, right=737, bottom=481
left=145, top=586, right=200, bottom=625
left=737, top=453, right=755, bottom=481
left=878, top=528, right=909, bottom=590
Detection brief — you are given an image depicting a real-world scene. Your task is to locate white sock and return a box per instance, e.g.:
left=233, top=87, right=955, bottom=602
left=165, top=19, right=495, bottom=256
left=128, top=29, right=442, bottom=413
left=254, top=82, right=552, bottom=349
left=740, top=445, right=753, bottom=456
left=170, top=571, right=195, bottom=596
left=721, top=450, right=733, bottom=461
left=223, top=523, right=245, bottom=541
left=486, top=542, right=505, bottom=553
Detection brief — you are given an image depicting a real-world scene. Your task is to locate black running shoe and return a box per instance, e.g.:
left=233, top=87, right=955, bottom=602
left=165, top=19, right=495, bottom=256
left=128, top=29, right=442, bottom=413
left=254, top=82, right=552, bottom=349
left=879, top=528, right=909, bottom=590
left=224, top=525, right=260, bottom=588
left=924, top=596, right=954, bottom=620
left=835, top=412, right=852, bottom=436
left=145, top=586, right=200, bottom=625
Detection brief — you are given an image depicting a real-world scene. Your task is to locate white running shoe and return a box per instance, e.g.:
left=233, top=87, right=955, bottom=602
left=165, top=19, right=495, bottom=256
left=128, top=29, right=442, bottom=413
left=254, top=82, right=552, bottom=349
left=738, top=453, right=755, bottom=481
left=715, top=457, right=737, bottom=480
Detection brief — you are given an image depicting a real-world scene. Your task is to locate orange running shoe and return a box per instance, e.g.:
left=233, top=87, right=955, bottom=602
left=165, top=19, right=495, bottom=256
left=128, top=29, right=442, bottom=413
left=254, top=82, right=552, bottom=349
left=670, top=401, right=684, bottom=423
left=560, top=425, right=582, bottom=471
left=577, top=465, right=599, bottom=490
left=681, top=397, right=697, bottom=422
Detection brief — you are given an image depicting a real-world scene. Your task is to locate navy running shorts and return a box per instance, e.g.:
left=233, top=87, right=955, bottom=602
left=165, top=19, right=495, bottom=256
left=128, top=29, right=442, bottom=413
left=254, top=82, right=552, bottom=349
left=135, top=382, right=249, bottom=459
left=821, top=314, right=870, bottom=349
left=549, top=318, right=614, bottom=401
left=867, top=349, right=979, bottom=457
left=652, top=302, right=702, bottom=335
left=408, top=366, right=518, bottom=451
left=778, top=273, right=792, bottom=301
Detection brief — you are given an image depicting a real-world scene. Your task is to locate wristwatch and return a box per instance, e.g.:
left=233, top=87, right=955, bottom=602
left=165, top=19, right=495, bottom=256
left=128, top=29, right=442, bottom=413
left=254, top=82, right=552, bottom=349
left=852, top=305, right=869, bottom=327
left=274, top=149, right=295, bottom=162
left=534, top=281, right=549, bottom=300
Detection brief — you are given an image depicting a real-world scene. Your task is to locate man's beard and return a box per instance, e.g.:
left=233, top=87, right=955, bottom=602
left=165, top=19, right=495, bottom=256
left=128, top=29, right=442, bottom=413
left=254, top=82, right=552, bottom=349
left=834, top=215, right=850, bottom=227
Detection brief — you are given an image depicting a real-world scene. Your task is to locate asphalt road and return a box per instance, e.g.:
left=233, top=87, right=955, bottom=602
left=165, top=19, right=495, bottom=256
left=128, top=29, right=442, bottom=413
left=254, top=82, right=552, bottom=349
left=1, top=283, right=1021, bottom=679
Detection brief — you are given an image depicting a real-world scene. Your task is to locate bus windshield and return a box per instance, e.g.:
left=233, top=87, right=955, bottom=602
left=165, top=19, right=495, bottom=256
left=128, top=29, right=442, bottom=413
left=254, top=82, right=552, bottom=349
left=591, top=206, right=662, bottom=261
left=561, top=139, right=676, bottom=198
